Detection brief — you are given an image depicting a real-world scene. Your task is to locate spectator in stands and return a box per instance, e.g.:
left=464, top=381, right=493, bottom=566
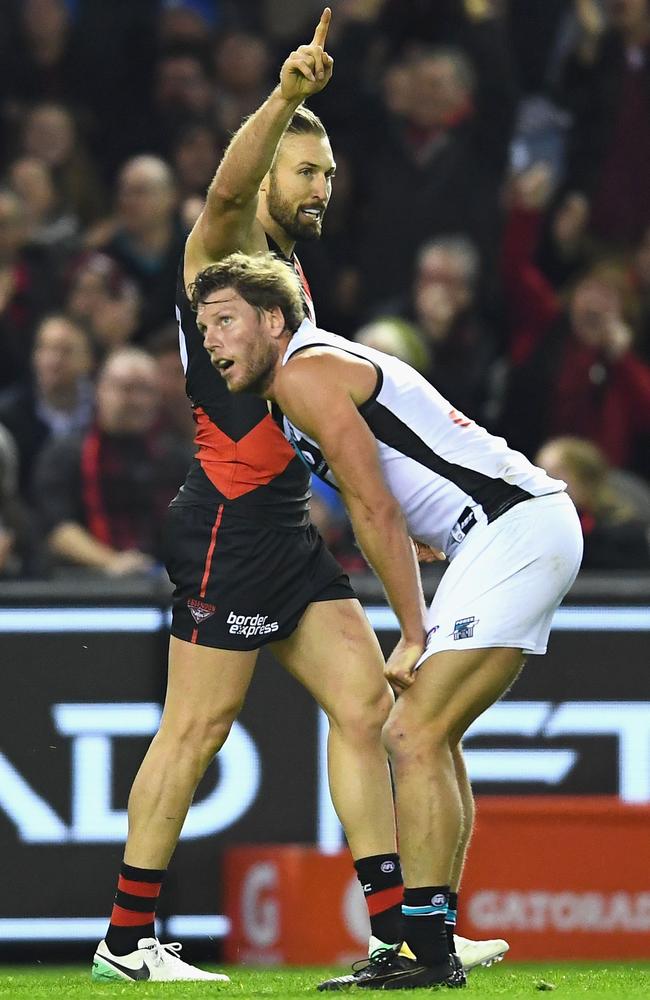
left=146, top=45, right=218, bottom=159
left=20, top=102, right=106, bottom=226
left=89, top=156, right=185, bottom=339
left=535, top=188, right=593, bottom=291
left=66, top=253, right=142, bottom=356
left=0, top=421, right=40, bottom=576
left=378, top=0, right=500, bottom=52
left=158, top=1, right=215, bottom=47
left=6, top=156, right=79, bottom=257
left=559, top=0, right=650, bottom=246
left=536, top=436, right=650, bottom=569
left=33, top=347, right=191, bottom=576
left=211, top=29, right=273, bottom=135
left=0, top=188, right=58, bottom=389
left=179, top=193, right=205, bottom=232
left=145, top=323, right=196, bottom=447
left=0, top=313, right=94, bottom=495
left=374, top=235, right=497, bottom=420
left=0, top=0, right=86, bottom=112
left=171, top=122, right=221, bottom=200
left=507, top=0, right=570, bottom=96
left=500, top=164, right=650, bottom=474
left=352, top=0, right=516, bottom=308
left=632, top=223, right=650, bottom=359
left=354, top=317, right=431, bottom=374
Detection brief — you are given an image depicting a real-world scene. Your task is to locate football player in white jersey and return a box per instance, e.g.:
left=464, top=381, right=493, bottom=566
left=190, top=251, right=583, bottom=991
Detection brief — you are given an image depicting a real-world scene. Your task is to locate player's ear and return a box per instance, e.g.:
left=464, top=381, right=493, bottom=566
left=268, top=305, right=286, bottom=337
left=259, top=169, right=270, bottom=194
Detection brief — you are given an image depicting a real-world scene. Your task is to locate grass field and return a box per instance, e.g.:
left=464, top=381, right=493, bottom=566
left=1, top=962, right=650, bottom=999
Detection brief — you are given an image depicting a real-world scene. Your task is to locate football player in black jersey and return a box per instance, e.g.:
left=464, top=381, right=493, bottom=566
left=94, top=8, right=408, bottom=986
left=93, top=8, right=503, bottom=988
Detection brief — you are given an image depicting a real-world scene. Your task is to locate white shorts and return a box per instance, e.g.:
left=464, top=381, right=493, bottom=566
left=416, top=491, right=583, bottom=665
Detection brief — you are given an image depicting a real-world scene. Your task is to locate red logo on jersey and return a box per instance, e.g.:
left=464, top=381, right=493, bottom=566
left=449, top=408, right=472, bottom=428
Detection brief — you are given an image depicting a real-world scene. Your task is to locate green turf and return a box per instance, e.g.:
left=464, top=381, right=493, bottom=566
left=1, top=963, right=650, bottom=999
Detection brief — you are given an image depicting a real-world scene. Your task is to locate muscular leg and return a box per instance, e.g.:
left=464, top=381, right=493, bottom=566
left=450, top=744, right=474, bottom=892
left=383, top=646, right=524, bottom=887
left=272, top=598, right=396, bottom=859
left=124, top=635, right=257, bottom=868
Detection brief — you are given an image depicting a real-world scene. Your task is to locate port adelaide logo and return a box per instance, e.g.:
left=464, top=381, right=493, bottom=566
left=453, top=616, right=478, bottom=640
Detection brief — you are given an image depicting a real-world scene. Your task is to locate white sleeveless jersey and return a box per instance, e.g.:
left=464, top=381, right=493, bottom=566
left=281, top=319, right=566, bottom=556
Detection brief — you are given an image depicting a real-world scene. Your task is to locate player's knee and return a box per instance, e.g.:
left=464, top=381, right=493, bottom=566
left=157, top=710, right=236, bottom=763
left=382, top=710, right=448, bottom=767
left=330, top=685, right=392, bottom=743
left=192, top=715, right=235, bottom=759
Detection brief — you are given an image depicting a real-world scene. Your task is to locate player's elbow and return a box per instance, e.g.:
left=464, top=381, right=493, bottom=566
left=352, top=493, right=401, bottom=528
left=376, top=496, right=403, bottom=528
left=206, top=178, right=249, bottom=211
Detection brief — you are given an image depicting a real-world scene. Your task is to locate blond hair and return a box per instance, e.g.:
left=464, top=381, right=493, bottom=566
left=190, top=251, right=307, bottom=332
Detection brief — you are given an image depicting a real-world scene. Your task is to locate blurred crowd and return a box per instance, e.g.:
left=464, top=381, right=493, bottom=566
left=1, top=0, right=649, bottom=579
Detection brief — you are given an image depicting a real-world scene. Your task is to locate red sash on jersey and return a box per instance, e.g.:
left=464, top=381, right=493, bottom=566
left=292, top=254, right=316, bottom=323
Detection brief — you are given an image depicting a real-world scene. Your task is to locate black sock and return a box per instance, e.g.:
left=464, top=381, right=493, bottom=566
left=105, top=862, right=166, bottom=956
left=446, top=891, right=458, bottom=953
left=354, top=853, right=404, bottom=944
left=402, top=885, right=450, bottom=967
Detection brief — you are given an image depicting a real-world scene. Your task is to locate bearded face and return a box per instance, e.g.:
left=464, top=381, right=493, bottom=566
left=231, top=332, right=280, bottom=396
left=266, top=168, right=325, bottom=242
left=261, top=132, right=335, bottom=244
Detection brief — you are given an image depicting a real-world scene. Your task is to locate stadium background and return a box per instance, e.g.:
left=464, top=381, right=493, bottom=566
left=0, top=0, right=649, bottom=966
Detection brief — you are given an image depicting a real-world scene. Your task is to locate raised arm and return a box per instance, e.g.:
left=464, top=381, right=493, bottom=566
left=275, top=352, right=431, bottom=690
left=502, top=165, right=561, bottom=365
left=184, top=8, right=334, bottom=289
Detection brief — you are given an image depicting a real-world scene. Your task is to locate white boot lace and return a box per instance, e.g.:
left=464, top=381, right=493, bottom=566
left=150, top=941, right=184, bottom=967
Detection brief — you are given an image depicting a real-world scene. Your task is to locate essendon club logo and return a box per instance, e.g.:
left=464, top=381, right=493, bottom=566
left=187, top=598, right=216, bottom=625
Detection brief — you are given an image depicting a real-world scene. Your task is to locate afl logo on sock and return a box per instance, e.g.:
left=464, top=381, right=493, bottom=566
left=432, top=893, right=446, bottom=906
left=381, top=861, right=396, bottom=873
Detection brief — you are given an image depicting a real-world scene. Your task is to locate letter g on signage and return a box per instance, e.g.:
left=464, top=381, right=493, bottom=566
left=242, top=862, right=280, bottom=948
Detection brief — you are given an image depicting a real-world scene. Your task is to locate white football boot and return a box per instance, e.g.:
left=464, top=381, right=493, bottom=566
left=367, top=933, right=509, bottom=971
left=453, top=933, right=509, bottom=970
left=92, top=937, right=230, bottom=982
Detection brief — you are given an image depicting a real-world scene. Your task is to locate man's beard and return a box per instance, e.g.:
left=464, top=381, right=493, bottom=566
left=267, top=175, right=322, bottom=243
left=224, top=340, right=279, bottom=396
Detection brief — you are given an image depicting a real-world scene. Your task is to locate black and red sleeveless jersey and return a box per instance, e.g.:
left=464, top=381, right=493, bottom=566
left=172, top=238, right=315, bottom=528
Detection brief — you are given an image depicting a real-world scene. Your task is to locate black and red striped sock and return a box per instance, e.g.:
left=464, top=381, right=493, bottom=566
left=354, top=853, right=404, bottom=944
left=104, top=862, right=166, bottom=956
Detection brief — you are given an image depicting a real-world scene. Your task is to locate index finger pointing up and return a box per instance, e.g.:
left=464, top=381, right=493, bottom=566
left=311, top=7, right=331, bottom=48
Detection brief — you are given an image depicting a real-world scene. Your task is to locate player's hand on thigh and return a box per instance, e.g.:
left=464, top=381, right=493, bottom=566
left=384, top=636, right=425, bottom=693
left=412, top=538, right=446, bottom=563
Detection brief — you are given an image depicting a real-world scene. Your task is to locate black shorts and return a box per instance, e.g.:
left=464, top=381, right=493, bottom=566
left=163, top=503, right=355, bottom=650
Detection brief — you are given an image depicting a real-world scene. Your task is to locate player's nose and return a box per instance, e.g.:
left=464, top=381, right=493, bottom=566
left=204, top=326, right=224, bottom=351
left=311, top=175, right=328, bottom=203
